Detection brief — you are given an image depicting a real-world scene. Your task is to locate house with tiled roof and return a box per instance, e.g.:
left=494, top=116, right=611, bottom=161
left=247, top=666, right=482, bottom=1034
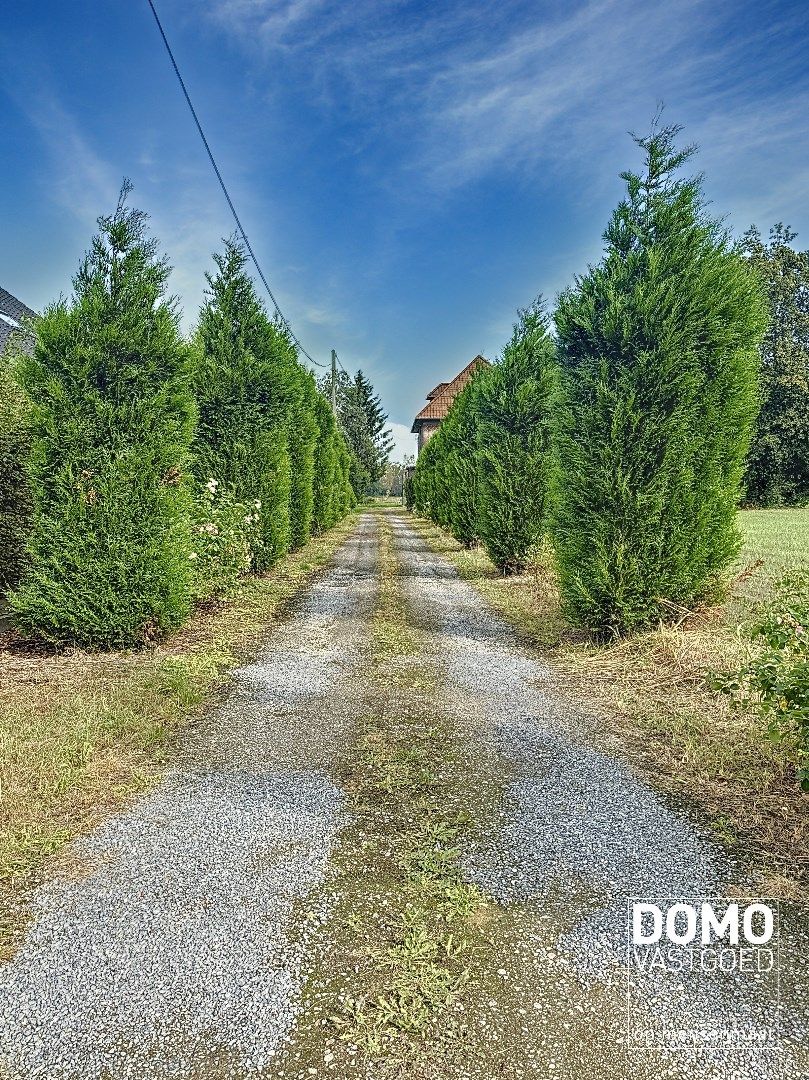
left=0, top=286, right=36, bottom=356
left=411, top=355, right=490, bottom=455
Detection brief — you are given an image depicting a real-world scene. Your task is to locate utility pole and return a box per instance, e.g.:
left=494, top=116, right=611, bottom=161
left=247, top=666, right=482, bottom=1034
left=331, top=349, right=337, bottom=417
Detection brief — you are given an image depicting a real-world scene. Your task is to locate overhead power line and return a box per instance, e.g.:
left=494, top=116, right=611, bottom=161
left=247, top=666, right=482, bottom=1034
left=145, top=0, right=328, bottom=368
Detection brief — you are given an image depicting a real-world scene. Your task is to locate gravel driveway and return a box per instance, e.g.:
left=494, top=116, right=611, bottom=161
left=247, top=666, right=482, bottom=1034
left=0, top=509, right=806, bottom=1080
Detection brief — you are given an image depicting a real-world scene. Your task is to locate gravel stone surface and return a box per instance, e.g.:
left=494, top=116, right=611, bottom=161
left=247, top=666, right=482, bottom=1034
left=0, top=517, right=379, bottom=1080
left=1, top=509, right=806, bottom=1080
left=391, top=514, right=809, bottom=1080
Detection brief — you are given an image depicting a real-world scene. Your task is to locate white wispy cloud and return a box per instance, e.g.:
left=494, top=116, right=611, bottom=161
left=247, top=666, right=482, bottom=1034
left=197, top=0, right=809, bottom=217
left=13, top=91, right=119, bottom=226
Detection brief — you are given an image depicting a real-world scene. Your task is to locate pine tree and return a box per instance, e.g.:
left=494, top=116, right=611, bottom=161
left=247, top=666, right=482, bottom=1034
left=194, top=239, right=299, bottom=569
left=319, top=367, right=392, bottom=497
left=10, top=182, right=196, bottom=647
left=477, top=303, right=557, bottom=572
left=353, top=369, right=394, bottom=483
left=742, top=224, right=809, bottom=506
left=554, top=124, right=767, bottom=633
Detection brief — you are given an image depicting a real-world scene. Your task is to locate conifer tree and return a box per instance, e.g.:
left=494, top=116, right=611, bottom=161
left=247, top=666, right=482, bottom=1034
left=336, top=436, right=357, bottom=513
left=319, top=367, right=392, bottom=497
left=353, top=369, right=394, bottom=483
left=477, top=303, right=557, bottom=572
left=411, top=432, right=444, bottom=522
left=10, top=182, right=196, bottom=646
left=436, top=379, right=484, bottom=545
left=194, top=239, right=299, bottom=569
left=0, top=356, right=31, bottom=593
left=287, top=366, right=318, bottom=548
left=554, top=124, right=767, bottom=633
left=312, top=395, right=339, bottom=533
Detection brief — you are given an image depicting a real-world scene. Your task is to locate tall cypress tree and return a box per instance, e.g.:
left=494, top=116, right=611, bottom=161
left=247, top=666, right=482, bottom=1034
left=438, top=378, right=485, bottom=546
left=554, top=125, right=767, bottom=633
left=336, top=435, right=357, bottom=513
left=10, top=182, right=196, bottom=647
left=477, top=303, right=557, bottom=573
left=411, top=435, right=435, bottom=518
left=287, top=366, right=318, bottom=549
left=0, top=355, right=31, bottom=593
left=312, top=395, right=339, bottom=533
left=194, top=239, right=298, bottom=569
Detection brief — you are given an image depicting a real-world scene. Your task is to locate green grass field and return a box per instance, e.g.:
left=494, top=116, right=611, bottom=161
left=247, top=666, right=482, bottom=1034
left=734, top=507, right=809, bottom=609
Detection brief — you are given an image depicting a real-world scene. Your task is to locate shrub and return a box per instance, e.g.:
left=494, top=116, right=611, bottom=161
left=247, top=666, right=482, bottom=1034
left=477, top=303, right=557, bottom=572
left=0, top=356, right=31, bottom=593
left=189, top=478, right=261, bottom=602
left=9, top=182, right=196, bottom=647
left=438, top=379, right=484, bottom=547
left=312, top=396, right=339, bottom=533
left=554, top=124, right=767, bottom=634
left=194, top=239, right=299, bottom=570
left=403, top=468, right=415, bottom=511
left=720, top=572, right=809, bottom=789
left=288, top=367, right=318, bottom=549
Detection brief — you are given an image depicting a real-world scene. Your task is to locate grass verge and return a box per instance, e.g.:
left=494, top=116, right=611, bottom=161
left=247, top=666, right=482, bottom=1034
left=0, top=516, right=357, bottom=958
left=408, top=513, right=809, bottom=896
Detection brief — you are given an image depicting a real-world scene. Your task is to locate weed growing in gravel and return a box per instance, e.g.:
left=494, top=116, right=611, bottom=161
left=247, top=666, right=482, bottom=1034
left=285, top=512, right=499, bottom=1073
left=335, top=518, right=485, bottom=1048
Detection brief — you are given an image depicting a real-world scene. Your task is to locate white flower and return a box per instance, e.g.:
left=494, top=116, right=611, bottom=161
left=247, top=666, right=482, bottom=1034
left=189, top=551, right=198, bottom=560
left=254, top=499, right=262, bottom=510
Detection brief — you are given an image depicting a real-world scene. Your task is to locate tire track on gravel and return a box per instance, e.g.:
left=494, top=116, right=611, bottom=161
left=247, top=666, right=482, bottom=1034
left=0, top=516, right=379, bottom=1080
left=391, top=510, right=809, bottom=1080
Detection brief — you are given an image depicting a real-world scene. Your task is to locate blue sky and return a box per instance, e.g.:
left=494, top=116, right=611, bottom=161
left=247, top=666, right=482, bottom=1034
left=2, top=1, right=808, bottom=457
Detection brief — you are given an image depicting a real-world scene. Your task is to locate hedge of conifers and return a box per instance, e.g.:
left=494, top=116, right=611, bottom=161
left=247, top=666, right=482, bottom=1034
left=412, top=127, right=768, bottom=636
left=0, top=184, right=355, bottom=649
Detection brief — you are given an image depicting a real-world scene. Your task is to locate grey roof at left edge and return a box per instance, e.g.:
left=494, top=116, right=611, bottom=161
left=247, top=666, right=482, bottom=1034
left=0, top=286, right=38, bottom=354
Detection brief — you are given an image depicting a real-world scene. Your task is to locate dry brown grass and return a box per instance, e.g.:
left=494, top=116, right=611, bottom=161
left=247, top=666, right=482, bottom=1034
left=0, top=517, right=357, bottom=956
left=409, top=515, right=809, bottom=897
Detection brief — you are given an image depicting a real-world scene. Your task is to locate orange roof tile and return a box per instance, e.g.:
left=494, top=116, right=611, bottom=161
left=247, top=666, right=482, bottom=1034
left=411, top=356, right=489, bottom=431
